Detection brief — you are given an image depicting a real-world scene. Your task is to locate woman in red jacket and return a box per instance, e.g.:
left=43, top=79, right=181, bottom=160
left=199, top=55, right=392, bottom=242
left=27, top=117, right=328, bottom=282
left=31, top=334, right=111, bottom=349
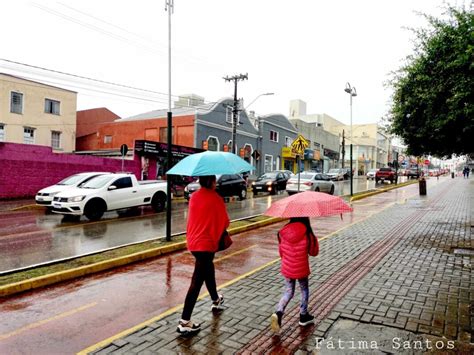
left=271, top=217, right=319, bottom=332
left=177, top=175, right=230, bottom=335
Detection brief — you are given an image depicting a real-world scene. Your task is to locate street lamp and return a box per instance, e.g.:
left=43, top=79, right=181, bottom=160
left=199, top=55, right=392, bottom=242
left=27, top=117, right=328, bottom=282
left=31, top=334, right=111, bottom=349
left=244, top=92, right=274, bottom=111
left=344, top=82, right=357, bottom=196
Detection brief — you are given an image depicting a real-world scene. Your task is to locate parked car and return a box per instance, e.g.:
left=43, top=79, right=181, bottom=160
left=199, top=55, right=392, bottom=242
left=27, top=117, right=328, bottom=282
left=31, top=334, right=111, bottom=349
left=275, top=170, right=294, bottom=179
left=184, top=174, right=247, bottom=201
left=406, top=168, right=421, bottom=179
left=35, top=172, right=109, bottom=208
left=286, top=172, right=335, bottom=195
left=375, top=167, right=398, bottom=184
left=51, top=173, right=168, bottom=220
left=252, top=171, right=290, bottom=196
left=326, top=168, right=344, bottom=181
left=341, top=168, right=350, bottom=180
left=366, top=169, right=378, bottom=180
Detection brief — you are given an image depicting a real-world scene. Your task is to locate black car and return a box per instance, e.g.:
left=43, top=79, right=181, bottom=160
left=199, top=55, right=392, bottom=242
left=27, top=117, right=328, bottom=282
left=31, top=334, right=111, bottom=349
left=252, top=171, right=289, bottom=196
left=184, top=174, right=247, bottom=201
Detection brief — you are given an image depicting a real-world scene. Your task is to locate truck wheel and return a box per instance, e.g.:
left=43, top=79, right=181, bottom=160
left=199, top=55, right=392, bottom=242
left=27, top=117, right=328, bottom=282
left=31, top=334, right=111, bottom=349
left=330, top=185, right=335, bottom=195
left=152, top=192, right=167, bottom=212
left=84, top=200, right=106, bottom=221
left=239, top=188, right=247, bottom=200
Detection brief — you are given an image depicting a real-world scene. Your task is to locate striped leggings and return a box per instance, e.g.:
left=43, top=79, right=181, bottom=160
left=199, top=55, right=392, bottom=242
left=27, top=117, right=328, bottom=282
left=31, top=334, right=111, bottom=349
left=277, top=277, right=309, bottom=315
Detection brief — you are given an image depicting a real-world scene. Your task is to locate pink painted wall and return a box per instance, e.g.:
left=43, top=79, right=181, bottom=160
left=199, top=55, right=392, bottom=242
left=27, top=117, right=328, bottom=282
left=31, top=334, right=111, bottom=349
left=0, top=142, right=141, bottom=199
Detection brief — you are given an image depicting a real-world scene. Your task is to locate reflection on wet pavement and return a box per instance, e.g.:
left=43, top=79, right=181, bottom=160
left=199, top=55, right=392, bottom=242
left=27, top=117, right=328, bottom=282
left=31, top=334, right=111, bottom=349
left=0, top=177, right=408, bottom=272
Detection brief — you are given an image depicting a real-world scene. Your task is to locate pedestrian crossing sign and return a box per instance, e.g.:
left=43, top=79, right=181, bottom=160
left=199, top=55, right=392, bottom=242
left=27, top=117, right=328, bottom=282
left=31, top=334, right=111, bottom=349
left=291, top=134, right=309, bottom=156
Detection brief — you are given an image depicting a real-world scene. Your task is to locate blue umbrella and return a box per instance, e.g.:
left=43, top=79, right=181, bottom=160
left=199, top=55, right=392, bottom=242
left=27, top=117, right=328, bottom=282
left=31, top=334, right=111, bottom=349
left=166, top=151, right=255, bottom=176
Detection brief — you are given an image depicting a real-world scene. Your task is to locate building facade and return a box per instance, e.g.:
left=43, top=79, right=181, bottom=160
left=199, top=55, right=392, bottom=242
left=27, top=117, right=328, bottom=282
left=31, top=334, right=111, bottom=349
left=0, top=73, right=77, bottom=152
left=76, top=108, right=120, bottom=151
left=88, top=96, right=298, bottom=177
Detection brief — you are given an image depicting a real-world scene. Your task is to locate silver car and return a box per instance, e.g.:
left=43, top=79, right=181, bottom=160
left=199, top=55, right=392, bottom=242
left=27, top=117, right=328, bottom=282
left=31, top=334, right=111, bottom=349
left=326, top=168, right=344, bottom=181
left=286, top=172, right=335, bottom=195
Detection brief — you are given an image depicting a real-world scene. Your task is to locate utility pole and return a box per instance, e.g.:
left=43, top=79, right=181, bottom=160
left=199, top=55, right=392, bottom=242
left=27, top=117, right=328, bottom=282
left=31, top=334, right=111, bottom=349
left=223, top=73, right=248, bottom=154
left=165, top=0, right=174, bottom=242
left=341, top=129, right=345, bottom=169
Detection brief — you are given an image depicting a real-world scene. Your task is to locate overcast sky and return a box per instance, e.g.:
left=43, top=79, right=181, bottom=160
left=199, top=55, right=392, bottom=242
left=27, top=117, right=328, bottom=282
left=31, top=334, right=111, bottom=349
left=0, top=0, right=463, bottom=125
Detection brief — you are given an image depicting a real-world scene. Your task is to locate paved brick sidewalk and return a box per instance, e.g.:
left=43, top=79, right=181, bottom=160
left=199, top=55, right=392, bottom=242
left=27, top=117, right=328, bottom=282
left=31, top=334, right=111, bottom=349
left=90, top=179, right=473, bottom=354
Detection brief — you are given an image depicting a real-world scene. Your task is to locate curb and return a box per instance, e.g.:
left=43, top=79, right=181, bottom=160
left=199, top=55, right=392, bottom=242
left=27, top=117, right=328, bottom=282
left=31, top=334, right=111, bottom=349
left=349, top=179, right=419, bottom=202
left=0, top=181, right=417, bottom=297
left=0, top=217, right=283, bottom=298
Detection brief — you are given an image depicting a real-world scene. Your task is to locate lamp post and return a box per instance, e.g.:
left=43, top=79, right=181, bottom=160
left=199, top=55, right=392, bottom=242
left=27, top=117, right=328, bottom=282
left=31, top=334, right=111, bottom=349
left=165, top=0, right=174, bottom=242
left=344, top=82, right=357, bottom=196
left=244, top=92, right=274, bottom=111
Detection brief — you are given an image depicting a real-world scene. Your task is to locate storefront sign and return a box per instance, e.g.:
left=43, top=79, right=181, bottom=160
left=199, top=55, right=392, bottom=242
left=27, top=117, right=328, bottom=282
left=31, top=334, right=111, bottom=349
left=314, top=150, right=321, bottom=160
left=282, top=147, right=296, bottom=158
left=304, top=148, right=314, bottom=160
left=134, top=140, right=204, bottom=158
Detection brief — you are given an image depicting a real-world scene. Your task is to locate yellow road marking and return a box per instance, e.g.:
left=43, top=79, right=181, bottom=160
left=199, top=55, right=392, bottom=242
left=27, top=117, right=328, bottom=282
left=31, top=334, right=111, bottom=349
left=77, top=258, right=280, bottom=355
left=214, top=245, right=257, bottom=263
left=0, top=302, right=97, bottom=341
left=78, top=186, right=419, bottom=354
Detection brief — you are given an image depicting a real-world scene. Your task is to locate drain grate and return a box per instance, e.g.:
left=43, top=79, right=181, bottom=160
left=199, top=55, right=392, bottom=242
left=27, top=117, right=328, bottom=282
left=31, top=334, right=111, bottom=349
left=453, top=248, right=474, bottom=256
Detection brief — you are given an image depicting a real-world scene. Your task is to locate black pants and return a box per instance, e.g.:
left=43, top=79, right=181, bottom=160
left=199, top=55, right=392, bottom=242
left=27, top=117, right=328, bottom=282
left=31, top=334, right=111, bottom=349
left=181, top=251, right=219, bottom=320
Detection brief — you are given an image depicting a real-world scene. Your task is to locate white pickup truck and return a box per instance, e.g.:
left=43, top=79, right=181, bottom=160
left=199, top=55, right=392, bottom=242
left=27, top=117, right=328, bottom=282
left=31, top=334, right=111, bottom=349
left=51, top=173, right=168, bottom=220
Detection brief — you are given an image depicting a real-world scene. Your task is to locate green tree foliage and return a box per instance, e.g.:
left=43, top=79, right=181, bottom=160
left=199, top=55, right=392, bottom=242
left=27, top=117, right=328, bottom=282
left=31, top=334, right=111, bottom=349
left=389, top=6, right=473, bottom=156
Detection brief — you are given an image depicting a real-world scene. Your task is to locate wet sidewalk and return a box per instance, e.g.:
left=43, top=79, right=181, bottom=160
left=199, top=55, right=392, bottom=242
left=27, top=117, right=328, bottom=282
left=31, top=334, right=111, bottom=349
left=84, top=178, right=473, bottom=354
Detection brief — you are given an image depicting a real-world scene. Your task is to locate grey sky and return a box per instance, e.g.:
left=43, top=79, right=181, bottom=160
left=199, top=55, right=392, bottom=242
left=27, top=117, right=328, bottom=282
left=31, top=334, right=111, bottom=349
left=0, top=0, right=461, bottom=125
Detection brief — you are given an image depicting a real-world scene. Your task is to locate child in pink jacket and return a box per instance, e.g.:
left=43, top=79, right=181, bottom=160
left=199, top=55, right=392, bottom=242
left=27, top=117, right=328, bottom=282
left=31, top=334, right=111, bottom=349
left=271, top=217, right=319, bottom=332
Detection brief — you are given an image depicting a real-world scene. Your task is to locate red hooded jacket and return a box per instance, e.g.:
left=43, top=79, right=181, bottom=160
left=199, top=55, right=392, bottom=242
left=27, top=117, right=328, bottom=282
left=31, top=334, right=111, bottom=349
left=186, top=188, right=230, bottom=252
left=278, top=222, right=316, bottom=279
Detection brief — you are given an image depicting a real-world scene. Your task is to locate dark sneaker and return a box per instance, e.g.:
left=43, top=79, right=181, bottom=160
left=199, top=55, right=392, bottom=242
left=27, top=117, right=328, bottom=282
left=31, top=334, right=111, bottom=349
left=211, top=294, right=224, bottom=311
left=271, top=311, right=283, bottom=332
left=299, top=313, right=314, bottom=326
left=176, top=320, right=201, bottom=335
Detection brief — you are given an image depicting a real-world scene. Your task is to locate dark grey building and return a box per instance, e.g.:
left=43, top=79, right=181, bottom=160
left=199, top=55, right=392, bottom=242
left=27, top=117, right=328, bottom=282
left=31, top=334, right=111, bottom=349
left=256, top=114, right=298, bottom=176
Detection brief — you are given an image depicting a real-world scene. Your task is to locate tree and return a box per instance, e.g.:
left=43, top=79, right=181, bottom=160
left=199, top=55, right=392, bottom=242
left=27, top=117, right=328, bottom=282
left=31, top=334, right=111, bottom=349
left=389, top=6, right=473, bottom=157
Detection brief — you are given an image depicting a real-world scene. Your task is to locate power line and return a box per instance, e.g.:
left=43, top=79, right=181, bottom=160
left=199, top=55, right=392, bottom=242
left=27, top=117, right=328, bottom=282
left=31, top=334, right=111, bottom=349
left=0, top=59, right=232, bottom=114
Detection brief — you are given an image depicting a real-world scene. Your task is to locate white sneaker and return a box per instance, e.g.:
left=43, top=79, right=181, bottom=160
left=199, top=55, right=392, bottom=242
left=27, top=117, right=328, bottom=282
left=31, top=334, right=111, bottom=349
left=211, top=294, right=224, bottom=311
left=176, top=320, right=201, bottom=335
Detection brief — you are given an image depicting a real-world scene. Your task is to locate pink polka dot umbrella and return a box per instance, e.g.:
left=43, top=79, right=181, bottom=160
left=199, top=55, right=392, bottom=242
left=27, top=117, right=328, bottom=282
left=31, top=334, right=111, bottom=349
left=264, top=191, right=352, bottom=218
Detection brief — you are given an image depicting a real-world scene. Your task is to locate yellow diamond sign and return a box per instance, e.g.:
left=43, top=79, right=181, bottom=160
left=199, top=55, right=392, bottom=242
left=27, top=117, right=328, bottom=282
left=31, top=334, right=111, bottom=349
left=291, top=134, right=309, bottom=156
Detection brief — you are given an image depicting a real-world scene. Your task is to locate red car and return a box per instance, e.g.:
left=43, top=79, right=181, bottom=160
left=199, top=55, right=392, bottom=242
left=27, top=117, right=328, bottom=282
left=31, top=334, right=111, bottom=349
left=375, top=167, right=398, bottom=184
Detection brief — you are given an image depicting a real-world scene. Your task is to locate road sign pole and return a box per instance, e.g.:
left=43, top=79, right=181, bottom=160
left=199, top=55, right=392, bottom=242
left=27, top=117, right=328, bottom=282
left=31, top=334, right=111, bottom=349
left=297, top=155, right=301, bottom=192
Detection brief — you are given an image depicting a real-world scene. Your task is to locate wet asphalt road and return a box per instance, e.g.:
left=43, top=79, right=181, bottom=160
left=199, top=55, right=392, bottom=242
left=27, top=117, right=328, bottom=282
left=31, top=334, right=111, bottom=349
left=0, top=178, right=400, bottom=272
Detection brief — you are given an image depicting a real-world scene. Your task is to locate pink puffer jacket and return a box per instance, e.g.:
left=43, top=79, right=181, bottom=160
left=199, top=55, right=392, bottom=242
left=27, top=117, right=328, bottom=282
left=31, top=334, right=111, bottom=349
left=278, top=222, right=311, bottom=279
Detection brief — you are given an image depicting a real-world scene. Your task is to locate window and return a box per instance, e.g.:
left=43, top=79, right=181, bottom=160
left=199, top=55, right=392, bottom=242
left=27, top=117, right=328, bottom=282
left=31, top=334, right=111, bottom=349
left=104, top=135, right=112, bottom=144
left=225, top=106, right=240, bottom=125
left=11, top=92, right=23, bottom=114
left=159, top=127, right=175, bottom=143
left=265, top=155, right=273, bottom=172
left=207, top=136, right=219, bottom=151
left=285, top=136, right=292, bottom=147
left=0, top=124, right=4, bottom=141
left=112, top=177, right=133, bottom=189
left=23, top=127, right=35, bottom=144
left=270, top=130, right=279, bottom=142
left=45, top=99, right=60, bottom=115
left=51, top=131, right=61, bottom=149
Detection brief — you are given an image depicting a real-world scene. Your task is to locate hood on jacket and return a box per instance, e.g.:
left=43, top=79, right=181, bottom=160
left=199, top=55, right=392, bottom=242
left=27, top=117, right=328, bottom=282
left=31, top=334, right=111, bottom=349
left=279, top=222, right=307, bottom=244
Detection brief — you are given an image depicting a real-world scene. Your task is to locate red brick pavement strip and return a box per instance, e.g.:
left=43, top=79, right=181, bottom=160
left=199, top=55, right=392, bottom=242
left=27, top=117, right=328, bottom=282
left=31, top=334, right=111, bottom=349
left=239, top=181, right=452, bottom=354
